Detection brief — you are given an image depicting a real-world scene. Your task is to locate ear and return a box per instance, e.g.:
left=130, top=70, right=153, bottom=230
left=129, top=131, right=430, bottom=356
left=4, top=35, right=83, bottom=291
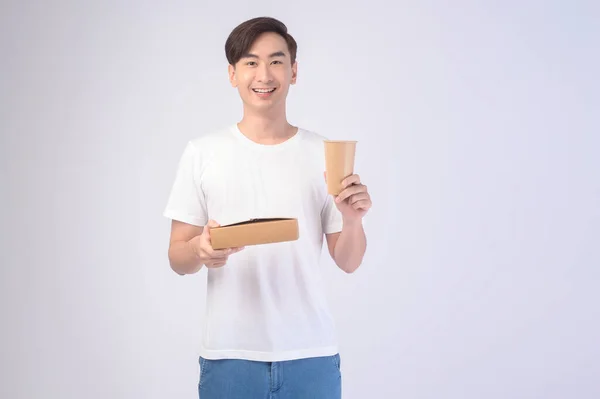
left=291, top=61, right=298, bottom=85
left=228, top=64, right=237, bottom=87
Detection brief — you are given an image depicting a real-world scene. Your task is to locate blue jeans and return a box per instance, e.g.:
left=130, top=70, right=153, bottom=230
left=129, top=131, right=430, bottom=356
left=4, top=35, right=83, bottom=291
left=198, top=354, right=342, bottom=398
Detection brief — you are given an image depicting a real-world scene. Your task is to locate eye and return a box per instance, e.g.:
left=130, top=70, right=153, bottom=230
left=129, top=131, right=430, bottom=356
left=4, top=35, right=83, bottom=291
left=272, top=60, right=283, bottom=64
left=246, top=61, right=257, bottom=66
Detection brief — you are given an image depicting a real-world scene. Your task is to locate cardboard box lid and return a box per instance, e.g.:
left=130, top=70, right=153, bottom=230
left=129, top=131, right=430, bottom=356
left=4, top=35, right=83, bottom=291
left=210, top=218, right=299, bottom=250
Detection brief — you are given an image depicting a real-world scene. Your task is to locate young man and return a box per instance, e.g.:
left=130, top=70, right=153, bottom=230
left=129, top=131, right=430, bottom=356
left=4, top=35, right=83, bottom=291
left=163, top=17, right=372, bottom=398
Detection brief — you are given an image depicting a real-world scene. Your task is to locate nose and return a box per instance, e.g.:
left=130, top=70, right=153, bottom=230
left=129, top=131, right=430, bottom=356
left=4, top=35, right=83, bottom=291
left=256, top=63, right=273, bottom=83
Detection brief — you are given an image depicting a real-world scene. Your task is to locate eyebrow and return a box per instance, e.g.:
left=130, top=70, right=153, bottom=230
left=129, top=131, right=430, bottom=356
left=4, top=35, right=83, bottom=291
left=241, top=51, right=286, bottom=59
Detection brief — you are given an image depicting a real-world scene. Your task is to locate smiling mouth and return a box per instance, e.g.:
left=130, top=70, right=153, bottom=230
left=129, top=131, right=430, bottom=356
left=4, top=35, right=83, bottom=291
left=252, top=88, right=276, bottom=93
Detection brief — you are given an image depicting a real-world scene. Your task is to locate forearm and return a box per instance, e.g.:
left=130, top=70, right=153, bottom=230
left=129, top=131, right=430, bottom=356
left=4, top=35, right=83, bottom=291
left=333, top=219, right=367, bottom=273
left=168, top=240, right=203, bottom=275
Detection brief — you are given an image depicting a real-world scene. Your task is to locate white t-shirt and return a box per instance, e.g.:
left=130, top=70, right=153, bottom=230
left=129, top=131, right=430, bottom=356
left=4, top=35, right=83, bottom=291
left=163, top=124, right=343, bottom=362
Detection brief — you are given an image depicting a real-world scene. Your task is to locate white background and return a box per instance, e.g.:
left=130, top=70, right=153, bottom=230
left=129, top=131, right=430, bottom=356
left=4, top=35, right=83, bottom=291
left=1, top=1, right=599, bottom=398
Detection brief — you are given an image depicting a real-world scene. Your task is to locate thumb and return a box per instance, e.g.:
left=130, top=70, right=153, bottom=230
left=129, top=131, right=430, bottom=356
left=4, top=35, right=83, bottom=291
left=204, top=219, right=220, bottom=233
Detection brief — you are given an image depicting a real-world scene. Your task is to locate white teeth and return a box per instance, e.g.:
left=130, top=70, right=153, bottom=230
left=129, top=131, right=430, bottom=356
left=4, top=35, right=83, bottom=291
left=253, top=88, right=275, bottom=93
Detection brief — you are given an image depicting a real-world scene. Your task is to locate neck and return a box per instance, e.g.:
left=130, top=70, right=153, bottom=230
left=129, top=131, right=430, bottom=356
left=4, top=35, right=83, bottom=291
left=237, top=105, right=296, bottom=144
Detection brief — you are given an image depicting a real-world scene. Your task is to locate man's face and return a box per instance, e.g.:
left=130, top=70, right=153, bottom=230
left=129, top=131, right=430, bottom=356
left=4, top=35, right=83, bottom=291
left=229, top=32, right=297, bottom=112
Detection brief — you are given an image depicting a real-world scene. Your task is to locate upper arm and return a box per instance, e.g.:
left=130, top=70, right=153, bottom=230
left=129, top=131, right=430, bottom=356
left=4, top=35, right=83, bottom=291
left=163, top=141, right=209, bottom=230
left=325, top=232, right=341, bottom=260
left=169, top=219, right=203, bottom=248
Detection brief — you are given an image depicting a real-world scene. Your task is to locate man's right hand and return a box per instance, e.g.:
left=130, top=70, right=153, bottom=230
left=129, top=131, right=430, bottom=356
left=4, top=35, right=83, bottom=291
left=189, top=220, right=244, bottom=268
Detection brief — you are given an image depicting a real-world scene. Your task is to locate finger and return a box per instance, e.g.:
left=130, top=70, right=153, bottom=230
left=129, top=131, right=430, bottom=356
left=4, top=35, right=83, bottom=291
left=341, top=174, right=361, bottom=188
left=336, top=184, right=365, bottom=203
left=209, top=246, right=245, bottom=257
left=208, top=247, right=231, bottom=257
left=335, top=187, right=353, bottom=203
left=204, top=220, right=220, bottom=235
left=349, top=192, right=370, bottom=205
left=225, top=246, right=245, bottom=254
left=207, top=260, right=226, bottom=268
left=206, top=219, right=220, bottom=228
left=352, top=199, right=372, bottom=210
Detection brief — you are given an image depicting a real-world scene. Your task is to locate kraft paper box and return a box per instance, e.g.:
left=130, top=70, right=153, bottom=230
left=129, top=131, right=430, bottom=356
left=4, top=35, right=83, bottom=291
left=209, top=218, right=299, bottom=250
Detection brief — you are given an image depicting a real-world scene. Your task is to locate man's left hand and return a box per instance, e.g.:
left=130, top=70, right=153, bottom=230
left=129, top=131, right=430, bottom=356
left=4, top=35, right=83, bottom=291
left=332, top=174, right=372, bottom=221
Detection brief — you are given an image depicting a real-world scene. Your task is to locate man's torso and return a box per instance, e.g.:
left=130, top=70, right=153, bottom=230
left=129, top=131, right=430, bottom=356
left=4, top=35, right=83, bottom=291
left=167, top=125, right=342, bottom=361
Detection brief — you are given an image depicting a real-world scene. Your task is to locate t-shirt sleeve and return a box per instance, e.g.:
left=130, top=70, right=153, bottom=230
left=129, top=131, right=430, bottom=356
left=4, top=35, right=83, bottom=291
left=321, top=193, right=343, bottom=234
left=163, top=141, right=208, bottom=227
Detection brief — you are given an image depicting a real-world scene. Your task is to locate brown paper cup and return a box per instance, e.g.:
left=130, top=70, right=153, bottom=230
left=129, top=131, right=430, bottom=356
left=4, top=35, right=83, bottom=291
left=324, top=140, right=357, bottom=195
